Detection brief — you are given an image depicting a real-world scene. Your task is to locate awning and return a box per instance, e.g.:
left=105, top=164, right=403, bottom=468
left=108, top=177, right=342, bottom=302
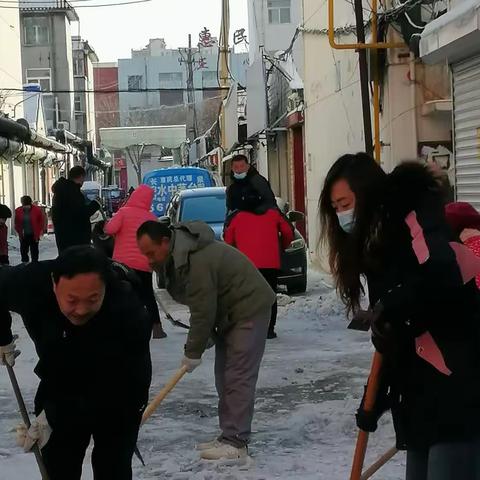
left=99, top=125, right=187, bottom=150
left=420, top=0, right=480, bottom=64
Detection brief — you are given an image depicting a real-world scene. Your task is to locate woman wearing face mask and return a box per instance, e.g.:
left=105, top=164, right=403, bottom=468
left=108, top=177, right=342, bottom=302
left=319, top=152, right=480, bottom=480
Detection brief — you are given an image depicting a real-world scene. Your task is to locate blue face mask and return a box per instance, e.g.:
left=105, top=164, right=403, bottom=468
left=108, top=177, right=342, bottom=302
left=233, top=172, right=247, bottom=180
left=337, top=208, right=355, bottom=233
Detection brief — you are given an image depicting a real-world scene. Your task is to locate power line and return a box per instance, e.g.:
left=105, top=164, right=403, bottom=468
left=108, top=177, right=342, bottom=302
left=0, top=0, right=151, bottom=8
left=3, top=86, right=232, bottom=93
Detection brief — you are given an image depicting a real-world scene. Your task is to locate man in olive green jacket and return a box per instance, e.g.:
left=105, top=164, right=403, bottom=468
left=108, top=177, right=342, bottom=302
left=137, top=220, right=275, bottom=461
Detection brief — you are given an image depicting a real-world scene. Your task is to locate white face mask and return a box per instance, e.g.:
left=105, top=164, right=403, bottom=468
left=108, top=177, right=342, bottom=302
left=336, top=208, right=355, bottom=233
left=233, top=172, right=247, bottom=180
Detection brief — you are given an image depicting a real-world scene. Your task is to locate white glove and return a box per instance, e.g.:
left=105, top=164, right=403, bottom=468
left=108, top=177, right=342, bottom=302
left=181, top=355, right=202, bottom=373
left=0, top=336, right=20, bottom=367
left=16, top=411, right=52, bottom=452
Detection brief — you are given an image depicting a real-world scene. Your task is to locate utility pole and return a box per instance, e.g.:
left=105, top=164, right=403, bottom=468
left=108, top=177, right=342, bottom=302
left=353, top=0, right=374, bottom=157
left=179, top=34, right=198, bottom=144
left=218, top=0, right=230, bottom=150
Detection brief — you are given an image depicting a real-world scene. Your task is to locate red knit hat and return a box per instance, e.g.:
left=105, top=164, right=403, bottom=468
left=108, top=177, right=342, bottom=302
left=445, top=202, right=480, bottom=235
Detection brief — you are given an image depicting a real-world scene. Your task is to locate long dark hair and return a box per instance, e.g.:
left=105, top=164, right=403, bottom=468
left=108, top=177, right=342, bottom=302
left=319, top=153, right=387, bottom=314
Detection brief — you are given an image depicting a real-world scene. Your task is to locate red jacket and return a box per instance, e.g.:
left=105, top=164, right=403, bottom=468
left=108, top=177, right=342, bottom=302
left=14, top=205, right=44, bottom=241
left=224, top=208, right=294, bottom=269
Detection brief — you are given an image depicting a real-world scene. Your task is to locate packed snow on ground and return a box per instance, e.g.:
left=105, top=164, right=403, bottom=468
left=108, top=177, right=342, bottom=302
left=0, top=236, right=406, bottom=479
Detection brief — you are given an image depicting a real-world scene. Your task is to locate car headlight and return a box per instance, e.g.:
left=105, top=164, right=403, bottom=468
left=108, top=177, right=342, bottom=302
left=288, top=238, right=305, bottom=250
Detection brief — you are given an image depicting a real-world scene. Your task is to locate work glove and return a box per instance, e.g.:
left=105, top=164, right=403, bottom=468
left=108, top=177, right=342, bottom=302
left=15, top=411, right=52, bottom=452
left=355, top=383, right=391, bottom=433
left=0, top=336, right=20, bottom=367
left=181, top=355, right=202, bottom=373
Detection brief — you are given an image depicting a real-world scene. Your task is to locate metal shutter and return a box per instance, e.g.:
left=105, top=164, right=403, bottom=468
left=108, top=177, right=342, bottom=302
left=453, top=55, right=480, bottom=208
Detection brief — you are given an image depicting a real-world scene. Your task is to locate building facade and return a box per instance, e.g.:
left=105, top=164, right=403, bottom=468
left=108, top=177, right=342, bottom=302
left=20, top=0, right=79, bottom=134
left=72, top=36, right=98, bottom=148
left=117, top=37, right=248, bottom=135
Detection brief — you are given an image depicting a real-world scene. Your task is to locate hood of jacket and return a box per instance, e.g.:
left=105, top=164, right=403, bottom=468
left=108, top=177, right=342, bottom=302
left=126, top=185, right=154, bottom=210
left=170, top=221, right=215, bottom=270
left=52, top=177, right=79, bottom=195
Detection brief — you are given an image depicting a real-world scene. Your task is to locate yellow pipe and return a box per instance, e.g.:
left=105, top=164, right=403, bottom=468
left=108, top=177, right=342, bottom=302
left=328, top=0, right=405, bottom=50
left=372, top=0, right=381, bottom=163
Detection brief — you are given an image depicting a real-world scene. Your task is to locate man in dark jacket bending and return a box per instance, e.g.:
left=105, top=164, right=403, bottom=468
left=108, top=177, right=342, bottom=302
left=0, top=246, right=152, bottom=480
left=52, top=166, right=100, bottom=253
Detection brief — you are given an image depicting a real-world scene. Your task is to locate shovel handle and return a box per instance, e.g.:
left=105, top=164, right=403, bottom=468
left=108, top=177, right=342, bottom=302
left=5, top=362, right=50, bottom=480
left=141, top=366, right=188, bottom=424
left=350, top=351, right=383, bottom=480
left=360, top=447, right=398, bottom=480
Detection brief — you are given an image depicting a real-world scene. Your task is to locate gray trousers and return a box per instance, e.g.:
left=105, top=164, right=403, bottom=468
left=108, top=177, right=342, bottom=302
left=214, top=309, right=270, bottom=448
left=406, top=440, right=480, bottom=480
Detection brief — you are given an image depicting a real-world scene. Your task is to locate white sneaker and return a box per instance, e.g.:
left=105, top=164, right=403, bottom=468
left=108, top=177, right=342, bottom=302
left=200, top=442, right=247, bottom=461
left=196, top=439, right=221, bottom=451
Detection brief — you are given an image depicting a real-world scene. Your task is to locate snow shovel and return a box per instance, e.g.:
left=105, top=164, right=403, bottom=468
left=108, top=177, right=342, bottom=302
left=360, top=446, right=398, bottom=480
left=156, top=296, right=190, bottom=330
left=133, top=365, right=188, bottom=466
left=350, top=351, right=383, bottom=480
left=4, top=361, right=50, bottom=480
left=142, top=365, right=188, bottom=424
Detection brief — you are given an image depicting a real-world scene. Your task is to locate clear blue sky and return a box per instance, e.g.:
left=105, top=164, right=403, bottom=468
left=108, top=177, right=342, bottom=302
left=76, top=0, right=249, bottom=62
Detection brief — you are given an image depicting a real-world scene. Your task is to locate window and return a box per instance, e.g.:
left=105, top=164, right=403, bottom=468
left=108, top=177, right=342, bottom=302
left=74, top=95, right=82, bottom=113
left=160, top=90, right=184, bottom=107
left=26, top=68, right=51, bottom=93
left=267, top=0, right=291, bottom=24
left=180, top=195, right=227, bottom=224
left=23, top=17, right=50, bottom=45
left=128, top=75, right=143, bottom=91
left=159, top=72, right=183, bottom=84
left=73, top=56, right=85, bottom=77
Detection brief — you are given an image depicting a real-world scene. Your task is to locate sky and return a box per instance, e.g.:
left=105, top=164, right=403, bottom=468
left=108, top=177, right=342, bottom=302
left=75, top=0, right=249, bottom=62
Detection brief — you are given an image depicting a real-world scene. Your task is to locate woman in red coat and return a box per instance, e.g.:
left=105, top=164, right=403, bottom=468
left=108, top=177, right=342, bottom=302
left=14, top=196, right=45, bottom=263
left=224, top=207, right=294, bottom=339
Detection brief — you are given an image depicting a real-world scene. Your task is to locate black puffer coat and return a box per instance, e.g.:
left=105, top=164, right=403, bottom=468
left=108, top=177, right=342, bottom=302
left=52, top=177, right=100, bottom=252
left=226, top=165, right=276, bottom=213
left=0, top=261, right=152, bottom=423
left=364, top=163, right=480, bottom=450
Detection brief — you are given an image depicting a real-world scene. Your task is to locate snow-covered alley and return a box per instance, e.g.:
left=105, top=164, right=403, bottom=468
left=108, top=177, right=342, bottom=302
left=0, top=236, right=406, bottom=479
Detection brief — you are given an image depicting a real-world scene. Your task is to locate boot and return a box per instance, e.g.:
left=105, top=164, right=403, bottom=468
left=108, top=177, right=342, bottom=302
left=152, top=323, right=167, bottom=339
left=200, top=442, right=247, bottom=461
left=196, top=438, right=221, bottom=451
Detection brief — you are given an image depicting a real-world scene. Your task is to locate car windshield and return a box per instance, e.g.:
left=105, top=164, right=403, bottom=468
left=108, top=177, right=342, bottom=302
left=180, top=194, right=226, bottom=223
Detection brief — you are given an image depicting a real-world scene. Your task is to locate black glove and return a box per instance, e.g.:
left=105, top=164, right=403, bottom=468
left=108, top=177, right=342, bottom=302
left=355, top=383, right=391, bottom=433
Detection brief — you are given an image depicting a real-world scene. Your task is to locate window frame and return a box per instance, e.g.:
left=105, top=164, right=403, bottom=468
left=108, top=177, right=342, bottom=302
left=25, top=67, right=52, bottom=94
left=267, top=0, right=291, bottom=25
left=127, top=75, right=143, bottom=91
left=23, top=16, right=50, bottom=46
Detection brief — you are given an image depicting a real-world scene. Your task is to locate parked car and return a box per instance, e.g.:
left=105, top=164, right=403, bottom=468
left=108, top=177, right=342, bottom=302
left=159, top=187, right=307, bottom=294
left=102, top=186, right=126, bottom=216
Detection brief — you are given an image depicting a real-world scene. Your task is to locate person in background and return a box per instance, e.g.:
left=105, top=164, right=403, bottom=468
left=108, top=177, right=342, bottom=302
left=319, top=153, right=480, bottom=480
left=224, top=202, right=294, bottom=339
left=104, top=185, right=167, bottom=339
left=445, top=201, right=480, bottom=289
left=226, top=154, right=276, bottom=213
left=51, top=166, right=101, bottom=253
left=0, top=204, right=12, bottom=266
left=14, top=196, right=45, bottom=263
left=137, top=221, right=275, bottom=461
